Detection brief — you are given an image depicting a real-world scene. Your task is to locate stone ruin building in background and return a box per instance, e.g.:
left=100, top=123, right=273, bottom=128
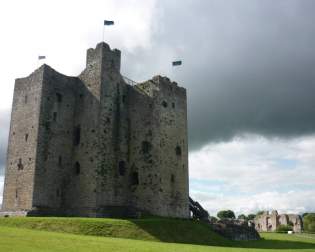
left=1, top=42, right=189, bottom=218
left=254, top=210, right=303, bottom=233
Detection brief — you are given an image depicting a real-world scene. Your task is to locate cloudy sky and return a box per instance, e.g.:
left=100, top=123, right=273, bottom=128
left=0, top=0, right=315, bottom=216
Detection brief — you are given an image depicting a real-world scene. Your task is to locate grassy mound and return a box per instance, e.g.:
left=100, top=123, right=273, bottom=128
left=0, top=217, right=230, bottom=246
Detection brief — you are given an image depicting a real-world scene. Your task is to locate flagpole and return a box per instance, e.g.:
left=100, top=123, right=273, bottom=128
left=103, top=20, right=114, bottom=42
left=102, top=25, right=105, bottom=41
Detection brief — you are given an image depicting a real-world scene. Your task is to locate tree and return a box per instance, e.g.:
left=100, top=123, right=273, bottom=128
left=256, top=211, right=265, bottom=217
left=304, top=213, right=315, bottom=232
left=247, top=214, right=256, bottom=220
left=217, top=210, right=236, bottom=219
left=209, top=216, right=218, bottom=223
left=238, top=214, right=248, bottom=220
left=302, top=213, right=310, bottom=218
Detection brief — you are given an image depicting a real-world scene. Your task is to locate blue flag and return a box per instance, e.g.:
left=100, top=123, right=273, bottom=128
left=104, top=20, right=114, bottom=25
left=172, top=60, right=182, bottom=66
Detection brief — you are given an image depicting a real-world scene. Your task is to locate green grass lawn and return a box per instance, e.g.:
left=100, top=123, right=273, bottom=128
left=0, top=217, right=315, bottom=252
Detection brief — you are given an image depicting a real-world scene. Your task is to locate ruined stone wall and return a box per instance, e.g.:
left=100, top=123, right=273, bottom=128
left=2, top=68, right=45, bottom=211
left=254, top=211, right=303, bottom=233
left=288, top=214, right=303, bottom=233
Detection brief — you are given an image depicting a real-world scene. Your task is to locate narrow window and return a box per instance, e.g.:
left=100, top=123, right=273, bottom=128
left=25, top=134, right=29, bottom=142
left=56, top=189, right=60, bottom=197
left=45, top=121, right=50, bottom=131
left=162, top=101, right=168, bottom=108
left=56, top=93, right=62, bottom=103
left=122, top=95, right=126, bottom=104
left=74, top=162, right=80, bottom=175
left=110, top=59, right=115, bottom=68
left=58, top=156, right=62, bottom=166
left=176, top=146, right=182, bottom=156
left=73, top=125, right=81, bottom=146
left=172, top=102, right=175, bottom=108
left=142, top=141, right=151, bottom=154
left=118, top=161, right=126, bottom=176
left=171, top=174, right=175, bottom=183
left=53, top=112, right=57, bottom=122
left=24, top=95, right=28, bottom=104
left=17, top=158, right=23, bottom=170
left=131, top=172, right=139, bottom=185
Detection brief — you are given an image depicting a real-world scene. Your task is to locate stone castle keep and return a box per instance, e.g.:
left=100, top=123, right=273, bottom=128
left=1, top=42, right=189, bottom=218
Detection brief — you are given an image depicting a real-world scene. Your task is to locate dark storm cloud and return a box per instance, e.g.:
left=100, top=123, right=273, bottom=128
left=123, top=0, right=315, bottom=149
left=0, top=110, right=10, bottom=175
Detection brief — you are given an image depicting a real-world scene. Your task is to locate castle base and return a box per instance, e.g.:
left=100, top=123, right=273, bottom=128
left=0, top=206, right=144, bottom=219
left=0, top=211, right=28, bottom=217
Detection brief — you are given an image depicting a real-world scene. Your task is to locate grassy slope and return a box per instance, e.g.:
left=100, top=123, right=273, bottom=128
left=0, top=217, right=229, bottom=246
left=1, top=226, right=315, bottom=252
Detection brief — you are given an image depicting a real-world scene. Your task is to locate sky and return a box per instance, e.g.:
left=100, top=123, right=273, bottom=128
left=0, top=0, right=315, bottom=216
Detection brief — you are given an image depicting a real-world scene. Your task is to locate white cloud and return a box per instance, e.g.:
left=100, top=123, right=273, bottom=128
left=191, top=190, right=315, bottom=217
left=189, top=134, right=315, bottom=216
left=0, top=0, right=158, bottom=110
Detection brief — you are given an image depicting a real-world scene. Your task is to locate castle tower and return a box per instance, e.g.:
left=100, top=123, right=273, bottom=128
left=1, top=42, right=189, bottom=218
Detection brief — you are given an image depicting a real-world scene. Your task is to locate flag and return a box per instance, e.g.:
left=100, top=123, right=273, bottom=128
left=172, top=60, right=182, bottom=66
left=104, top=20, right=114, bottom=25
left=38, top=56, right=46, bottom=60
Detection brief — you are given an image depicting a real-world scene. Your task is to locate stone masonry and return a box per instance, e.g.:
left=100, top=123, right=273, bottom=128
left=254, top=210, right=303, bottom=233
left=1, top=42, right=189, bottom=218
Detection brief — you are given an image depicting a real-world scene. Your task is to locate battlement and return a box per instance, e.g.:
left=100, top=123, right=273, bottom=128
left=135, top=75, right=186, bottom=98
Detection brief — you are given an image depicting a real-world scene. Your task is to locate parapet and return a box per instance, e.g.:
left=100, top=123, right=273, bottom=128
left=86, top=42, right=121, bottom=71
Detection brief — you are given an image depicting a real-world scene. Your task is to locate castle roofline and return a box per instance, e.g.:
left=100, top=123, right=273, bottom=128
left=87, top=41, right=120, bottom=54
left=16, top=64, right=78, bottom=82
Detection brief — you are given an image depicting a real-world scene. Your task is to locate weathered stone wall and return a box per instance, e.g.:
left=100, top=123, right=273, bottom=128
left=127, top=76, right=189, bottom=218
left=2, top=67, right=45, bottom=211
left=154, top=77, right=189, bottom=218
left=32, top=66, right=78, bottom=214
left=1, top=42, right=189, bottom=219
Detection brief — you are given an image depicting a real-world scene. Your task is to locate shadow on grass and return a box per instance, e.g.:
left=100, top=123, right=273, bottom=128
left=131, top=218, right=315, bottom=250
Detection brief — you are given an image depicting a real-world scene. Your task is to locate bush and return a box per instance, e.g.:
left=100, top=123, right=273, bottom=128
left=304, top=213, right=315, bottom=232
left=237, top=214, right=248, bottom=221
left=276, top=225, right=293, bottom=233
